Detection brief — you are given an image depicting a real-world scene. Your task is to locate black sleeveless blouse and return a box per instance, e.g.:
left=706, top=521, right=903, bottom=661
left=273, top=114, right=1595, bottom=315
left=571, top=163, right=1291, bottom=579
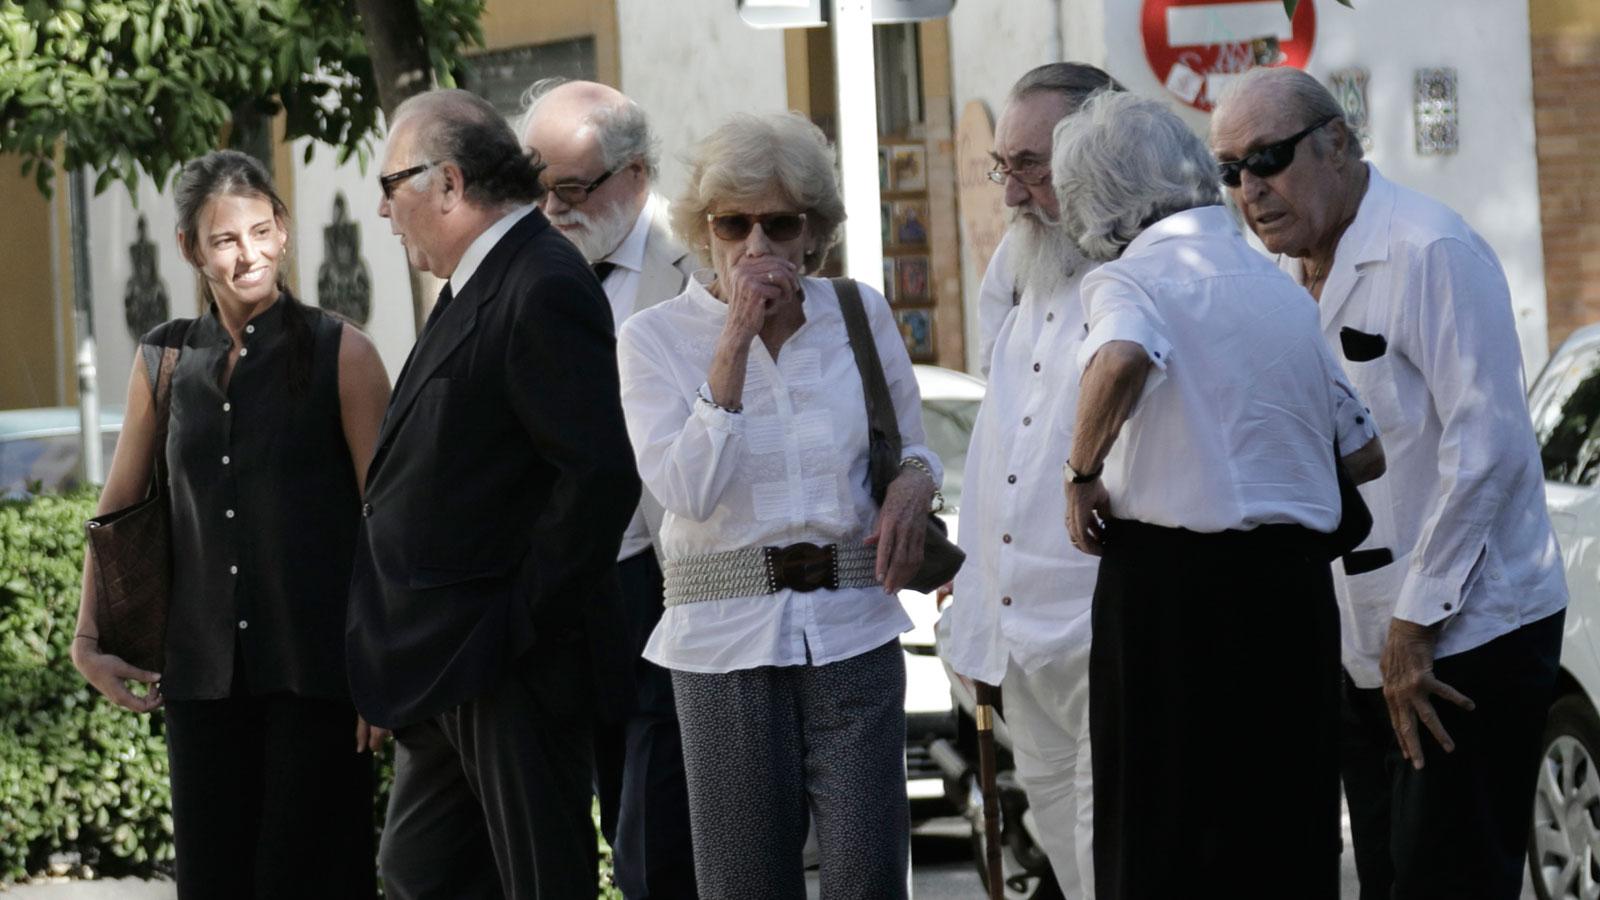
left=144, top=294, right=360, bottom=701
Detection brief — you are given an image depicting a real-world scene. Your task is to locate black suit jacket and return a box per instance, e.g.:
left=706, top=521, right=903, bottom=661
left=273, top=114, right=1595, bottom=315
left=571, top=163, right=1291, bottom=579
left=346, top=208, right=641, bottom=729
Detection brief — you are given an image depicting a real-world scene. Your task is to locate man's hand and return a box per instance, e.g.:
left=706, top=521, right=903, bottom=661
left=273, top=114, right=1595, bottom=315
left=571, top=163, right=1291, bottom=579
left=1065, top=476, right=1112, bottom=556
left=867, top=468, right=936, bottom=593
left=1380, top=617, right=1475, bottom=769
left=355, top=715, right=391, bottom=753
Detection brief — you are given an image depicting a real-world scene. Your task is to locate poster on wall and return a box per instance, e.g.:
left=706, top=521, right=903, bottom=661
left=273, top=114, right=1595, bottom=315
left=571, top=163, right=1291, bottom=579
left=1141, top=0, right=1318, bottom=112
left=896, top=256, right=930, bottom=304
left=895, top=308, right=935, bottom=361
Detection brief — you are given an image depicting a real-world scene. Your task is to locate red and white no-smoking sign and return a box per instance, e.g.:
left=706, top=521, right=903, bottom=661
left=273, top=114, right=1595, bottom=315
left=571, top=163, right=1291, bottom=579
left=1142, top=0, right=1316, bottom=112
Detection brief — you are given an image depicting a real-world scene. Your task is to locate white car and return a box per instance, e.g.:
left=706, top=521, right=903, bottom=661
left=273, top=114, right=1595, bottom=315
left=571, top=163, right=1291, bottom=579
left=902, top=364, right=985, bottom=817
left=1526, top=325, right=1600, bottom=900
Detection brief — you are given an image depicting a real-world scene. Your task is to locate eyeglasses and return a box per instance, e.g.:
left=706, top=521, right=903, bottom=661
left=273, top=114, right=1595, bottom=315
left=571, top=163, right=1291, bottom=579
left=986, top=160, right=1050, bottom=187
left=379, top=162, right=435, bottom=200
left=707, top=212, right=808, bottom=242
left=1217, top=116, right=1336, bottom=188
left=546, top=169, right=615, bottom=205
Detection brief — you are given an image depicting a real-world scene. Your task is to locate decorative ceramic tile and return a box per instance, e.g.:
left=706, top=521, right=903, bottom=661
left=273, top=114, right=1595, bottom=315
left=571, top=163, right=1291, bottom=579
left=123, top=215, right=170, bottom=339
left=1414, top=68, right=1459, bottom=156
left=317, top=192, right=372, bottom=324
left=1328, top=67, right=1373, bottom=153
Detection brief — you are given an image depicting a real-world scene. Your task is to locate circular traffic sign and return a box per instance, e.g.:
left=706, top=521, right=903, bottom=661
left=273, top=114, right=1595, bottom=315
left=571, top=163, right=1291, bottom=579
left=1142, top=0, right=1317, bottom=112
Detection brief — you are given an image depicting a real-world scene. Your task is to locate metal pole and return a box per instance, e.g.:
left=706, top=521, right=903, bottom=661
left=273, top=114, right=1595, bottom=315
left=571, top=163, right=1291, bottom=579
left=69, top=167, right=103, bottom=486
left=832, top=0, right=885, bottom=292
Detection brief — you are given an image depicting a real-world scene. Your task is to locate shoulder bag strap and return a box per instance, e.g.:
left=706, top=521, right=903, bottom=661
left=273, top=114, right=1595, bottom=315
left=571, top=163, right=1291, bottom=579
left=832, top=277, right=903, bottom=501
left=141, top=319, right=193, bottom=499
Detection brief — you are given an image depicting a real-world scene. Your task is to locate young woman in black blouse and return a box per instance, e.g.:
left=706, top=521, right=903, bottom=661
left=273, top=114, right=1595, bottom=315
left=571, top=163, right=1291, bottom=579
left=70, top=150, right=392, bottom=898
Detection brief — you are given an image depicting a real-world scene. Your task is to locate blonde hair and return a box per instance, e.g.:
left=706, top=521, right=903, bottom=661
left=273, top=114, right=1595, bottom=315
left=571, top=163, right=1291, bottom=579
left=671, top=112, right=845, bottom=273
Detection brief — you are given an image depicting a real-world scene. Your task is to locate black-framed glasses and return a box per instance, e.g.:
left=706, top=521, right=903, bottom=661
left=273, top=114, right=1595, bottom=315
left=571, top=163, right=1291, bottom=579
left=1217, top=116, right=1336, bottom=188
left=986, top=160, right=1050, bottom=187
left=546, top=169, right=615, bottom=205
left=707, top=212, right=808, bottom=242
left=379, top=162, right=435, bottom=200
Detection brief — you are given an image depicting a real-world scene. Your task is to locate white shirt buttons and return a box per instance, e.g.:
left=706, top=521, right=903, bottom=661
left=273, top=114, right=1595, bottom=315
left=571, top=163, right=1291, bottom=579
left=221, top=455, right=230, bottom=465
left=238, top=347, right=249, bottom=358
left=223, top=402, right=232, bottom=412
left=225, top=509, right=235, bottom=519
left=238, top=620, right=249, bottom=630
left=245, top=324, right=255, bottom=334
left=229, top=565, right=238, bottom=575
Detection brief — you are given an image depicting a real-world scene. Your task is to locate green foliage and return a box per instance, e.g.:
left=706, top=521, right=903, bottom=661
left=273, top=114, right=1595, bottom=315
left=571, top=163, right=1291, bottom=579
left=0, top=489, right=621, bottom=893
left=0, top=490, right=172, bottom=881
left=0, top=0, right=485, bottom=197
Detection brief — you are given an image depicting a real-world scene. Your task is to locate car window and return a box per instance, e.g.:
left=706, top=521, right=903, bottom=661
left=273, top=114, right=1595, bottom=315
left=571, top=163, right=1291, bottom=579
left=0, top=429, right=121, bottom=498
left=920, top=398, right=981, bottom=510
left=1533, top=344, right=1600, bottom=485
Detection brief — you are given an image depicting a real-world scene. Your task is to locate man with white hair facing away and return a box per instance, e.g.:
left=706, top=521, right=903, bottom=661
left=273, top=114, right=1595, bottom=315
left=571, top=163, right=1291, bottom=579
left=520, top=79, right=698, bottom=900
left=1212, top=67, right=1568, bottom=900
left=937, top=61, right=1121, bottom=899
left=1057, top=91, right=1384, bottom=900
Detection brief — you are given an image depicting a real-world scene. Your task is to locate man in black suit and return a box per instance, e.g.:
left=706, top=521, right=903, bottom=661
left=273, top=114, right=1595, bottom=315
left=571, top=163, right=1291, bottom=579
left=347, top=88, right=640, bottom=899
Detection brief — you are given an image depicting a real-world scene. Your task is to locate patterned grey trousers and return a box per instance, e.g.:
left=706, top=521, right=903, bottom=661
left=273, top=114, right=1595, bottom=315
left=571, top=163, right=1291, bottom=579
left=671, top=640, right=910, bottom=900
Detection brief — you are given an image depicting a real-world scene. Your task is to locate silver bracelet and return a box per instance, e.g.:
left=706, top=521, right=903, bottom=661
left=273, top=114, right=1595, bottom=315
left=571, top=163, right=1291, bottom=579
left=898, top=457, right=945, bottom=512
left=696, top=387, right=743, bottom=415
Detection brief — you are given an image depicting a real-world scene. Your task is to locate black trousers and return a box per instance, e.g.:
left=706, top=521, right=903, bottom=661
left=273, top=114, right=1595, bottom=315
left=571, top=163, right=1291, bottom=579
left=1090, top=519, right=1341, bottom=900
left=593, top=550, right=698, bottom=900
left=164, top=690, right=375, bottom=899
left=379, top=632, right=597, bottom=900
left=1342, top=610, right=1563, bottom=900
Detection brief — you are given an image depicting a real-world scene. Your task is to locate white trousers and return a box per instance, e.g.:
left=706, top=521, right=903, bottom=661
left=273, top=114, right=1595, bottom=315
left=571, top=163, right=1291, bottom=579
left=1001, top=642, right=1095, bottom=900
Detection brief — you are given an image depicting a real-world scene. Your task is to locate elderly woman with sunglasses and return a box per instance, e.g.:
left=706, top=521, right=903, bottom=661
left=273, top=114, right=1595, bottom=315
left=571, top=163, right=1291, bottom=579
left=615, top=111, right=939, bottom=898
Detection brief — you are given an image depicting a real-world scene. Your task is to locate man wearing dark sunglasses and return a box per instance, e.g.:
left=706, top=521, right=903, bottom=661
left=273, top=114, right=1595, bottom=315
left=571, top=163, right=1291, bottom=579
left=518, top=77, right=699, bottom=900
left=1214, top=67, right=1568, bottom=900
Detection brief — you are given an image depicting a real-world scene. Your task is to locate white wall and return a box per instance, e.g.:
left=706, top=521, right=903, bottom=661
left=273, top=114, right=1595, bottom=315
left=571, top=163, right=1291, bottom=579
left=615, top=0, right=791, bottom=202
left=291, top=137, right=418, bottom=380
left=85, top=179, right=202, bottom=410
left=947, top=0, right=1549, bottom=373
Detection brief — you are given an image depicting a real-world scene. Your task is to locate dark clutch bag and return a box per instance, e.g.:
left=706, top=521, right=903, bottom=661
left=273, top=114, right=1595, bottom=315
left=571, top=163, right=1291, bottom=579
left=84, top=326, right=187, bottom=673
left=841, top=279, right=967, bottom=594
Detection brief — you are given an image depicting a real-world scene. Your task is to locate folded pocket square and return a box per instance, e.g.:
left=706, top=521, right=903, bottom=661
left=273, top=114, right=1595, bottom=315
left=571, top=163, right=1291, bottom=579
left=1340, top=327, right=1388, bottom=362
left=1342, top=547, right=1396, bottom=576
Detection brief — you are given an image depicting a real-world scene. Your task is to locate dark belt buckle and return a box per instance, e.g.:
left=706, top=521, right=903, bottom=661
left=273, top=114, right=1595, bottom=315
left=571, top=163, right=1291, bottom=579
left=765, top=542, right=838, bottom=593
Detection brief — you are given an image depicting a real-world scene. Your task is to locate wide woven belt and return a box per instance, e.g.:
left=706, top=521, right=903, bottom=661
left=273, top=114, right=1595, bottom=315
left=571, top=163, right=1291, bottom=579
left=663, top=541, right=881, bottom=607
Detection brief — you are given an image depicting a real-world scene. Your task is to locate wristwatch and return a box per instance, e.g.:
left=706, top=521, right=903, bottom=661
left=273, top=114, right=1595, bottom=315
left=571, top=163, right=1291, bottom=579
left=1064, top=460, right=1103, bottom=484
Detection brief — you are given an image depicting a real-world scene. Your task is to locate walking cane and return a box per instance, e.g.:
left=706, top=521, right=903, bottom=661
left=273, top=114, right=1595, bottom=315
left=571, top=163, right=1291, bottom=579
left=974, top=680, right=1004, bottom=900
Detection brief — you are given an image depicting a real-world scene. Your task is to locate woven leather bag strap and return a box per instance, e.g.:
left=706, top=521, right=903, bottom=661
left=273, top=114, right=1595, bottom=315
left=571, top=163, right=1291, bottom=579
left=138, top=319, right=193, bottom=498
left=832, top=278, right=902, bottom=501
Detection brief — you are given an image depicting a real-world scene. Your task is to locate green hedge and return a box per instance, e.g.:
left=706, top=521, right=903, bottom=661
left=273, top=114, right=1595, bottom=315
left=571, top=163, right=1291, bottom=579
left=0, top=490, right=618, bottom=895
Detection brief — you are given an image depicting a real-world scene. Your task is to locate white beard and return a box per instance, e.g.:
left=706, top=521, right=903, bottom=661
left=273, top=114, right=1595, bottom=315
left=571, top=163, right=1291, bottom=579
left=547, top=200, right=638, bottom=263
left=1007, top=204, right=1084, bottom=300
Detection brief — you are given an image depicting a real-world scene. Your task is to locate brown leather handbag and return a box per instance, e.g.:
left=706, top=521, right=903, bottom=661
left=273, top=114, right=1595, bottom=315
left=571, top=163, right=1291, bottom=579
left=833, top=278, right=966, bottom=593
left=84, top=324, right=189, bottom=673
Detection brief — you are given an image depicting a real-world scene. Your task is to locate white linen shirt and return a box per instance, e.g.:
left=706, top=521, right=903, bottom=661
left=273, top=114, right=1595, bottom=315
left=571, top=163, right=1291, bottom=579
left=616, top=274, right=940, bottom=674
left=1283, top=164, right=1568, bottom=688
left=1077, top=205, right=1376, bottom=534
left=597, top=202, right=658, bottom=562
left=976, top=230, right=1019, bottom=376
left=941, top=247, right=1101, bottom=686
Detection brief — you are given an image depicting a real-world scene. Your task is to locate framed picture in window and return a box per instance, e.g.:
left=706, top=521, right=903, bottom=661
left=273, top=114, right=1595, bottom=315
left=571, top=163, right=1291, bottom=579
left=889, top=145, right=927, bottom=191
left=895, top=308, right=935, bottom=361
left=895, top=255, right=930, bottom=304
left=892, top=200, right=929, bottom=246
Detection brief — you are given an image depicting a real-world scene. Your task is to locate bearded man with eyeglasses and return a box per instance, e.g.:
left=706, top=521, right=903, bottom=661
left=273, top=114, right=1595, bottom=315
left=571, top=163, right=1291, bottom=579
left=518, top=77, right=699, bottom=900
left=1213, top=66, right=1568, bottom=900
left=938, top=62, right=1121, bottom=899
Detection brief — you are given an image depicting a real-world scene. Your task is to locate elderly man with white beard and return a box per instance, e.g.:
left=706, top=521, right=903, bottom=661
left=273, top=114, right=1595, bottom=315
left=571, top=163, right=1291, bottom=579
left=937, top=62, right=1121, bottom=899
left=519, top=79, right=698, bottom=900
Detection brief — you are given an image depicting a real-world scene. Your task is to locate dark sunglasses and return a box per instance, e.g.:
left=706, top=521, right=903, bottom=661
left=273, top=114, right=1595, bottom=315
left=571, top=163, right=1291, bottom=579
left=707, top=212, right=808, bottom=242
left=546, top=169, right=615, bottom=205
left=1217, top=116, right=1336, bottom=188
left=379, top=162, right=435, bottom=200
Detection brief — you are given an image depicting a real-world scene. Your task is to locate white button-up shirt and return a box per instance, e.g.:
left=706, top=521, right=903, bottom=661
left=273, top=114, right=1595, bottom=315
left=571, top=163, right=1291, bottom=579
left=1285, top=164, right=1568, bottom=688
left=975, top=231, right=1019, bottom=377
left=941, top=245, right=1100, bottom=686
left=1077, top=205, right=1376, bottom=534
left=616, top=274, right=940, bottom=674
left=597, top=202, right=659, bottom=562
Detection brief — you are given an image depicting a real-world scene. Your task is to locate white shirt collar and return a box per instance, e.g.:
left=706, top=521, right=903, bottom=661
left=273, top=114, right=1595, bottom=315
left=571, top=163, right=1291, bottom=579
left=1122, top=204, right=1234, bottom=258
left=449, top=204, right=535, bottom=298
left=600, top=199, right=654, bottom=274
